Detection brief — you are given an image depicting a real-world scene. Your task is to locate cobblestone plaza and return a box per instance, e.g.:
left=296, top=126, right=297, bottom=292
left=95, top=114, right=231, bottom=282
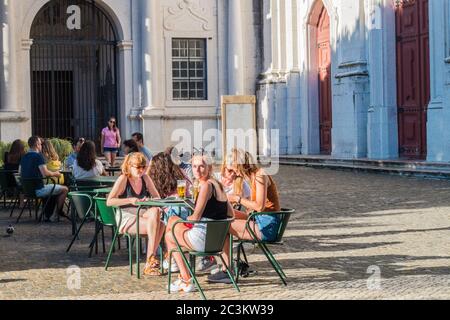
left=1, top=165, right=450, bottom=300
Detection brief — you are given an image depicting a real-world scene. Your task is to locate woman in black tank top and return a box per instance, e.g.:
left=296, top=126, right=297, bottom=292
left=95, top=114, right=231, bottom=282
left=165, top=154, right=234, bottom=293
left=107, top=153, right=165, bottom=276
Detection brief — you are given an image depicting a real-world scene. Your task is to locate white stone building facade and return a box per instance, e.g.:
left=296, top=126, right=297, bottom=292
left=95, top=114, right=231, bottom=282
left=1, top=0, right=449, bottom=162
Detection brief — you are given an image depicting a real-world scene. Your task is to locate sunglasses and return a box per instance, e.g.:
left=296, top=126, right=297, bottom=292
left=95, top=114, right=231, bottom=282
left=131, top=165, right=146, bottom=170
left=109, top=121, right=116, bottom=124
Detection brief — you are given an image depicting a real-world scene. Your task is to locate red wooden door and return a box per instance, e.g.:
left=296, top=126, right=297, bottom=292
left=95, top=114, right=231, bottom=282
left=317, top=7, right=332, bottom=155
left=396, top=0, right=430, bottom=159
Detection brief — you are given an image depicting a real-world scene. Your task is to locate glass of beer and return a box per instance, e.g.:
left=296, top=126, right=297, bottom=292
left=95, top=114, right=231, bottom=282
left=192, top=180, right=200, bottom=202
left=177, top=180, right=187, bottom=199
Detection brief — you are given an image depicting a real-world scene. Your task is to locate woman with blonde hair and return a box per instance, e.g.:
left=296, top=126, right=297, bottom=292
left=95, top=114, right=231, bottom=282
left=41, top=139, right=64, bottom=185
left=107, top=152, right=165, bottom=276
left=207, top=148, right=281, bottom=283
left=165, top=153, right=234, bottom=293
left=216, top=158, right=251, bottom=201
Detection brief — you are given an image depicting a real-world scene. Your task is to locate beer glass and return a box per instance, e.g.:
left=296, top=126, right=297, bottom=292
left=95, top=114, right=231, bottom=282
left=177, top=180, right=187, bottom=199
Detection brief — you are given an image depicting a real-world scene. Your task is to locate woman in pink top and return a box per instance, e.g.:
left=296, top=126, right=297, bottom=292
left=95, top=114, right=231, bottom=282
left=101, top=117, right=121, bottom=167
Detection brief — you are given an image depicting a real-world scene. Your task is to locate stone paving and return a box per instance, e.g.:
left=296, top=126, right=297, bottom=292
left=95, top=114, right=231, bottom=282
left=1, top=166, right=450, bottom=300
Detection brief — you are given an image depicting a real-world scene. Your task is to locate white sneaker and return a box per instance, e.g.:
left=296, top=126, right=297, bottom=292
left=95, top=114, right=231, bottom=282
left=163, top=258, right=180, bottom=273
left=169, top=278, right=196, bottom=293
left=196, top=256, right=218, bottom=272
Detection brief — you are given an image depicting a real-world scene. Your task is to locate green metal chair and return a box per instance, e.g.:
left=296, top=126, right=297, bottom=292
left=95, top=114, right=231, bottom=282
left=234, top=208, right=295, bottom=286
left=94, top=197, right=134, bottom=276
left=0, top=169, right=19, bottom=210
left=168, top=218, right=240, bottom=300
left=66, top=191, right=96, bottom=253
left=16, top=177, right=56, bottom=223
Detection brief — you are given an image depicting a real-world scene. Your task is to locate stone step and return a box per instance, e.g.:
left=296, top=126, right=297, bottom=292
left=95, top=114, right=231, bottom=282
left=276, top=156, right=450, bottom=179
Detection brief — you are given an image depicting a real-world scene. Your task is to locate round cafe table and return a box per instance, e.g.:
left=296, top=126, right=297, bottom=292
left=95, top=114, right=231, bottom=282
left=105, top=166, right=122, bottom=176
left=76, top=175, right=118, bottom=186
left=133, top=198, right=195, bottom=278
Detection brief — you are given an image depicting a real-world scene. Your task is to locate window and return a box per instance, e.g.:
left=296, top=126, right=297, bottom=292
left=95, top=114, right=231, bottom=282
left=172, top=39, right=207, bottom=100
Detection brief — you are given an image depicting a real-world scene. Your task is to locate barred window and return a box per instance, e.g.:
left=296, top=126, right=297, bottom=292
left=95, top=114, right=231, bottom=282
left=172, top=39, right=207, bottom=100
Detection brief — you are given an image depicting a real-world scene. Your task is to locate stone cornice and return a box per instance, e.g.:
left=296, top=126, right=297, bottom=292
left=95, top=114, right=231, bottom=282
left=0, top=111, right=29, bottom=122
left=117, top=41, right=133, bottom=51
left=21, top=39, right=33, bottom=50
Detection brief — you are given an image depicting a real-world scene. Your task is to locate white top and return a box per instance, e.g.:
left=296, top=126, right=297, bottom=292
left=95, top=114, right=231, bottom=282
left=72, top=159, right=105, bottom=179
left=214, top=173, right=251, bottom=199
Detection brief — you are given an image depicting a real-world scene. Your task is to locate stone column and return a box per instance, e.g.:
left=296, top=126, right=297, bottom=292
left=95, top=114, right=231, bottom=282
left=227, top=0, right=244, bottom=95
left=0, top=0, right=18, bottom=112
left=426, top=0, right=449, bottom=161
left=332, top=0, right=370, bottom=159
left=286, top=0, right=302, bottom=155
left=141, top=0, right=153, bottom=109
left=366, top=0, right=398, bottom=159
left=0, top=0, right=6, bottom=110
left=117, top=40, right=134, bottom=138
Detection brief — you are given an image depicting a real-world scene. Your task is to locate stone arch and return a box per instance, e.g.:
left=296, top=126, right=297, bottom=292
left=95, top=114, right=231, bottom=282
left=22, top=0, right=125, bottom=40
left=300, top=0, right=337, bottom=155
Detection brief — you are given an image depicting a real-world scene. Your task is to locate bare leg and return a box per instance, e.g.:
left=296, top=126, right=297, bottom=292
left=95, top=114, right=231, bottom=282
left=220, top=220, right=262, bottom=270
left=56, top=186, right=69, bottom=212
left=165, top=216, right=194, bottom=281
left=110, top=152, right=117, bottom=167
left=233, top=209, right=248, bottom=220
left=142, top=207, right=164, bottom=257
left=104, top=152, right=111, bottom=167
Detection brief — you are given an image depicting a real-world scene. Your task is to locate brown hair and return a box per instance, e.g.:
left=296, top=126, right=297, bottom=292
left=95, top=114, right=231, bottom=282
left=42, top=140, right=59, bottom=162
left=149, top=152, right=186, bottom=198
left=7, top=140, right=26, bottom=165
left=121, top=152, right=147, bottom=178
left=107, top=117, right=118, bottom=132
left=226, top=148, right=259, bottom=180
left=77, top=140, right=97, bottom=171
left=123, top=139, right=139, bottom=154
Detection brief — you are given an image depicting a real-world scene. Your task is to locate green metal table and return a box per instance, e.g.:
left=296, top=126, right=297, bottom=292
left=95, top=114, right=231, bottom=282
left=133, top=198, right=195, bottom=278
left=76, top=175, right=118, bottom=186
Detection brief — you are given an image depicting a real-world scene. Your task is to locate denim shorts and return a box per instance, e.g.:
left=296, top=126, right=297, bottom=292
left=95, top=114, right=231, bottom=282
left=103, top=147, right=118, bottom=153
left=36, top=184, right=65, bottom=198
left=163, top=206, right=191, bottom=225
left=255, top=215, right=281, bottom=242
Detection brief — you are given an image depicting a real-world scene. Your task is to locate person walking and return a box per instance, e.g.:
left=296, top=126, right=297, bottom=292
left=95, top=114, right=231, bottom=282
left=101, top=117, right=121, bottom=167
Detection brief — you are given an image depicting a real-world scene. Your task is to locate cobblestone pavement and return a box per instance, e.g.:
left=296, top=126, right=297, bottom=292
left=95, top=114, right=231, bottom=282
left=1, top=166, right=450, bottom=300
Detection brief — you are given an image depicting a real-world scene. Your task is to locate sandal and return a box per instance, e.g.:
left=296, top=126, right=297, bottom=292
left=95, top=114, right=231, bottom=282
left=143, top=255, right=161, bottom=276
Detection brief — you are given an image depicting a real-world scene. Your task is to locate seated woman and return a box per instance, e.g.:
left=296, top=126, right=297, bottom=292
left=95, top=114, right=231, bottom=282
left=165, top=153, right=234, bottom=293
left=42, top=139, right=64, bottom=185
left=149, top=151, right=193, bottom=272
left=107, top=152, right=165, bottom=276
left=3, top=139, right=26, bottom=171
left=72, top=140, right=107, bottom=179
left=214, top=159, right=251, bottom=201
left=149, top=152, right=191, bottom=224
left=207, top=148, right=281, bottom=283
left=64, top=137, right=85, bottom=169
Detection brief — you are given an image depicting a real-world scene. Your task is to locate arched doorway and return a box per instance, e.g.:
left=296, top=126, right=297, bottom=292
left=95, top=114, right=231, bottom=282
left=395, top=0, right=430, bottom=159
left=316, top=4, right=332, bottom=155
left=30, top=0, right=118, bottom=148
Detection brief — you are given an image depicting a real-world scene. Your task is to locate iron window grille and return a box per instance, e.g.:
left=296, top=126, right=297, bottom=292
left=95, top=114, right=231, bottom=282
left=172, top=38, right=207, bottom=100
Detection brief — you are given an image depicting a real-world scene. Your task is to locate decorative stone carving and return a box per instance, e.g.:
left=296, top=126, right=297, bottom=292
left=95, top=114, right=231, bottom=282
left=164, top=0, right=212, bottom=31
